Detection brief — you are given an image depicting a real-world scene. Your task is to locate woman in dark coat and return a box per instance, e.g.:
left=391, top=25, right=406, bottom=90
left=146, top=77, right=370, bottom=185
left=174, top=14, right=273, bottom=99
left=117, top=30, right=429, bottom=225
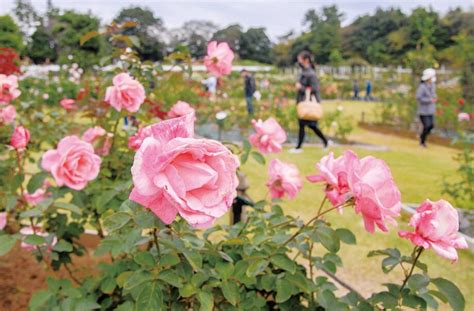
left=289, top=51, right=330, bottom=153
left=416, top=68, right=437, bottom=147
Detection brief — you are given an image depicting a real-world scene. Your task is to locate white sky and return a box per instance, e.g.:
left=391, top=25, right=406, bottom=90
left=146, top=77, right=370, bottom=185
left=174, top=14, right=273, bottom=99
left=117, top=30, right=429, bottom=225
left=0, top=0, right=472, bottom=40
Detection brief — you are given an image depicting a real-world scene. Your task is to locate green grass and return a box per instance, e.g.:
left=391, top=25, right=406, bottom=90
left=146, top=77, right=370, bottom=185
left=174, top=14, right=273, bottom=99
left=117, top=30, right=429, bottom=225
left=241, top=101, right=473, bottom=310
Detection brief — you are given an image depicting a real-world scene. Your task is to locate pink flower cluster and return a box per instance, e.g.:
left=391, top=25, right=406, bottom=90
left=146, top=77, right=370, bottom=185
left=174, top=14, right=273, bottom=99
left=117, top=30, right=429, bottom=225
left=399, top=200, right=468, bottom=261
left=129, top=113, right=240, bottom=228
left=0, top=104, right=16, bottom=124
left=308, top=151, right=402, bottom=233
left=60, top=98, right=77, bottom=111
left=249, top=118, right=287, bottom=154
left=42, top=136, right=102, bottom=190
left=11, top=125, right=30, bottom=150
left=128, top=126, right=153, bottom=151
left=20, top=226, right=57, bottom=252
left=267, top=159, right=303, bottom=200
left=0, top=74, right=21, bottom=105
left=105, top=73, right=146, bottom=113
left=204, top=41, right=234, bottom=77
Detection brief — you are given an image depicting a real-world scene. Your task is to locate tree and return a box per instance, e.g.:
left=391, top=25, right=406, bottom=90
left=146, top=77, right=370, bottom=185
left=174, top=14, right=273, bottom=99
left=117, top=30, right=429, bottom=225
left=28, top=24, right=57, bottom=63
left=273, top=31, right=296, bottom=68
left=211, top=24, right=243, bottom=53
left=239, top=28, right=273, bottom=63
left=0, top=15, right=24, bottom=52
left=52, top=11, right=102, bottom=68
left=12, top=0, right=40, bottom=41
left=114, top=6, right=165, bottom=61
left=168, top=20, right=218, bottom=59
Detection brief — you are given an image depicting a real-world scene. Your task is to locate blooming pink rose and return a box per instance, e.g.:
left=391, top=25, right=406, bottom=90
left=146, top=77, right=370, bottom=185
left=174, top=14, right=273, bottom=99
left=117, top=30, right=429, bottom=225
left=20, top=226, right=57, bottom=252
left=0, top=74, right=21, bottom=105
left=458, top=112, right=470, bottom=122
left=41, top=136, right=102, bottom=190
left=0, top=104, right=16, bottom=124
left=168, top=101, right=196, bottom=119
left=24, top=181, right=52, bottom=206
left=105, top=73, right=146, bottom=112
left=307, top=152, right=352, bottom=207
left=11, top=126, right=30, bottom=150
left=346, top=151, right=402, bottom=233
left=129, top=113, right=240, bottom=228
left=267, top=159, right=303, bottom=200
left=82, top=126, right=107, bottom=143
left=60, top=98, right=77, bottom=110
left=128, top=126, right=153, bottom=151
left=0, top=212, right=6, bottom=230
left=249, top=118, right=287, bottom=154
left=399, top=200, right=468, bottom=262
left=204, top=41, right=234, bottom=77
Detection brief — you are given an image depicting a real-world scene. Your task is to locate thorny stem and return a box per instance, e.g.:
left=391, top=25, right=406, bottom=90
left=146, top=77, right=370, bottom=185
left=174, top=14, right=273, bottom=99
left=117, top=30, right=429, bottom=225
left=15, top=149, right=25, bottom=198
left=153, top=228, right=161, bottom=256
left=64, top=263, right=83, bottom=286
left=108, top=116, right=121, bottom=156
left=321, top=267, right=368, bottom=303
left=308, top=241, right=315, bottom=305
left=399, top=247, right=424, bottom=294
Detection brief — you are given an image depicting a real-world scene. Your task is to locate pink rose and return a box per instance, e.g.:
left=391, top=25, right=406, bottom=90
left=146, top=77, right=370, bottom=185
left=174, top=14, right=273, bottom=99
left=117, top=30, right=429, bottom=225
left=346, top=151, right=402, bottom=233
left=168, top=101, right=196, bottom=119
left=105, top=73, right=146, bottom=112
left=399, top=200, right=468, bottom=262
left=458, top=112, right=470, bottom=122
left=82, top=126, right=113, bottom=156
left=128, top=126, right=153, bottom=151
left=129, top=113, right=240, bottom=228
left=11, top=126, right=30, bottom=150
left=0, top=104, right=16, bottom=124
left=0, top=212, right=6, bottom=230
left=204, top=41, right=234, bottom=78
left=20, top=226, right=57, bottom=252
left=60, top=98, right=77, bottom=110
left=0, top=74, right=21, bottom=105
left=267, top=159, right=303, bottom=200
left=24, top=181, right=52, bottom=206
left=249, top=118, right=287, bottom=154
left=41, top=136, right=102, bottom=190
left=307, top=152, right=352, bottom=207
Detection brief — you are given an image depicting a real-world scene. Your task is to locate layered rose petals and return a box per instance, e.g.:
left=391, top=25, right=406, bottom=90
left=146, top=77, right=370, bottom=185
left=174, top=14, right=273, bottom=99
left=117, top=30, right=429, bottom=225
left=105, top=73, right=146, bottom=112
left=168, top=101, right=196, bottom=119
left=11, top=125, right=30, bottom=150
left=0, top=74, right=21, bottom=105
left=129, top=113, right=239, bottom=228
left=267, top=159, right=303, bottom=200
left=399, top=200, right=468, bottom=262
left=0, top=104, right=16, bottom=124
left=204, top=41, right=234, bottom=77
left=249, top=118, right=287, bottom=154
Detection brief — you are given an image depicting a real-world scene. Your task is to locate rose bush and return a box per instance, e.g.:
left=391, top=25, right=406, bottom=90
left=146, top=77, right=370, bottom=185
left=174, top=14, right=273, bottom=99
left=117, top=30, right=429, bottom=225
left=0, top=32, right=469, bottom=311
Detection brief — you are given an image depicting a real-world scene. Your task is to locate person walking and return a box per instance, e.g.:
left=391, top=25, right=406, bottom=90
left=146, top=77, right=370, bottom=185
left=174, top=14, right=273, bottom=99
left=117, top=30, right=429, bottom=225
left=416, top=68, right=437, bottom=148
left=352, top=80, right=360, bottom=100
left=365, top=80, right=372, bottom=101
left=289, top=51, right=330, bottom=153
left=240, top=69, right=256, bottom=115
left=202, top=75, right=217, bottom=101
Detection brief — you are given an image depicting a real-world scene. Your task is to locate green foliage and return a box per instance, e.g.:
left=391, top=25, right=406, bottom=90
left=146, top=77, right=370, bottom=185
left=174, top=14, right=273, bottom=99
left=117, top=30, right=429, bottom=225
left=0, top=15, right=24, bottom=51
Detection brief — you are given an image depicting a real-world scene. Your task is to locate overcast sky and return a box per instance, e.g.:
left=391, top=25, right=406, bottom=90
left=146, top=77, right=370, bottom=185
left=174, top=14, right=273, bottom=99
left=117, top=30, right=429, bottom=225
left=1, top=0, right=472, bottom=40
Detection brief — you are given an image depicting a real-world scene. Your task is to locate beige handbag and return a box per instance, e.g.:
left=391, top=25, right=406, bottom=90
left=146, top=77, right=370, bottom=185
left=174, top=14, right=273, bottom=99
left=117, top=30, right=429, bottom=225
left=297, top=88, right=323, bottom=121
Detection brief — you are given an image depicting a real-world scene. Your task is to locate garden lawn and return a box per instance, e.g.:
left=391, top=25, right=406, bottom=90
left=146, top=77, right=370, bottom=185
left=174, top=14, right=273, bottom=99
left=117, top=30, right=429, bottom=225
left=241, top=101, right=473, bottom=310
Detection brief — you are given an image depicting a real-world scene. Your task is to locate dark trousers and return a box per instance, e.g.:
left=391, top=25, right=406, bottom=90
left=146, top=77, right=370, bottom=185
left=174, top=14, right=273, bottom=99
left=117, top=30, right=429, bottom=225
left=245, top=96, right=254, bottom=115
left=297, top=119, right=328, bottom=149
left=419, top=115, right=434, bottom=145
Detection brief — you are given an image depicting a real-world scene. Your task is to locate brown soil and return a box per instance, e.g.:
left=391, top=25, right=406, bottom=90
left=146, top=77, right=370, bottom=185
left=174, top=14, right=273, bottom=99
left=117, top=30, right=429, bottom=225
left=0, top=234, right=103, bottom=311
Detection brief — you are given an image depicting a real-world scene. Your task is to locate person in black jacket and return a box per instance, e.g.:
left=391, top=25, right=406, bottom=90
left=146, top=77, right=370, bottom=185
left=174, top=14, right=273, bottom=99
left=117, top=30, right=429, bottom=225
left=241, top=69, right=256, bottom=115
left=289, top=51, right=330, bottom=153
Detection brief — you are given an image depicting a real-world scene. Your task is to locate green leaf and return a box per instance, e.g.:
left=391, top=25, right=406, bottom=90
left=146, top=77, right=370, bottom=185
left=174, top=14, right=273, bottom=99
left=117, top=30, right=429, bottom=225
left=27, top=172, right=49, bottom=193
left=129, top=36, right=141, bottom=48
left=431, top=278, right=465, bottom=311
left=221, top=281, right=240, bottom=306
left=371, top=292, right=398, bottom=309
left=197, top=291, right=214, bottom=311
left=134, top=252, right=156, bottom=268
left=275, top=279, right=293, bottom=303
left=246, top=259, right=269, bottom=277
left=123, top=270, right=153, bottom=290
left=315, top=226, right=340, bottom=253
left=100, top=277, right=117, bottom=294
left=0, top=235, right=17, bottom=256
left=103, top=212, right=131, bottom=232
left=55, top=202, right=82, bottom=215
left=29, top=290, right=53, bottom=310
left=243, top=140, right=251, bottom=153
left=53, top=240, right=73, bottom=252
left=335, top=228, right=356, bottom=245
left=183, top=249, right=202, bottom=270
left=407, top=274, right=430, bottom=291
left=250, top=151, right=266, bottom=165
left=158, top=269, right=183, bottom=288
left=179, top=283, right=197, bottom=298
left=381, top=256, right=400, bottom=273
left=76, top=298, right=101, bottom=310
left=80, top=31, right=100, bottom=46
left=215, top=261, right=234, bottom=280
left=24, top=234, right=46, bottom=246
left=270, top=254, right=296, bottom=274
left=134, top=281, right=163, bottom=311
left=160, top=253, right=180, bottom=266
